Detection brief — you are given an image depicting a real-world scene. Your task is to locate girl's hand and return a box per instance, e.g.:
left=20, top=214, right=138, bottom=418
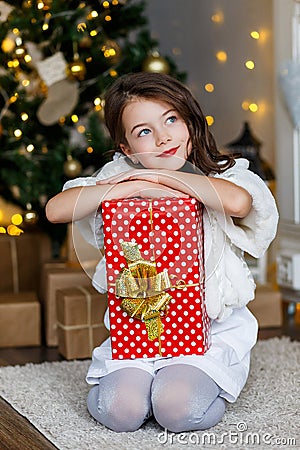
left=96, top=169, right=160, bottom=185
left=134, top=180, right=188, bottom=199
left=102, top=179, right=189, bottom=200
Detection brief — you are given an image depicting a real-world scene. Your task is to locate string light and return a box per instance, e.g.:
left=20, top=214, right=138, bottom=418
left=87, top=10, right=99, bottom=19
left=87, top=146, right=94, bottom=153
left=206, top=115, right=214, bottom=126
left=7, top=59, right=19, bottom=68
left=245, top=60, right=255, bottom=70
left=26, top=144, right=34, bottom=152
left=21, top=113, right=29, bottom=121
left=211, top=13, right=224, bottom=24
left=249, top=103, right=259, bottom=112
left=242, top=100, right=250, bottom=111
left=11, top=214, right=23, bottom=226
left=103, top=1, right=110, bottom=7
left=105, top=15, right=112, bottom=21
left=21, top=79, right=30, bottom=87
left=14, top=129, right=22, bottom=138
left=71, top=114, right=79, bottom=123
left=215, top=51, right=227, bottom=62
left=250, top=31, right=260, bottom=40
left=205, top=83, right=215, bottom=93
left=77, top=125, right=86, bottom=133
left=9, top=94, right=18, bottom=103
left=7, top=224, right=23, bottom=236
left=109, top=69, right=118, bottom=77
left=94, top=97, right=105, bottom=112
left=241, top=100, right=259, bottom=112
left=42, top=13, right=51, bottom=31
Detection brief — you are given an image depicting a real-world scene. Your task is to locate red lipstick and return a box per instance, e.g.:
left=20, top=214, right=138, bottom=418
left=158, top=146, right=179, bottom=157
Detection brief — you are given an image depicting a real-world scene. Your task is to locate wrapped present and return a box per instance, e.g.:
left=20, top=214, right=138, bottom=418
left=248, top=284, right=282, bottom=328
left=39, top=263, right=91, bottom=346
left=66, top=222, right=101, bottom=272
left=101, top=197, right=210, bottom=360
left=0, top=291, right=41, bottom=347
left=56, top=285, right=109, bottom=360
left=0, top=232, right=51, bottom=293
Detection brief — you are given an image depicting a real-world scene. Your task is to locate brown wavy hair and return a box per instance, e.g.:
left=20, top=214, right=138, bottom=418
left=104, top=72, right=235, bottom=175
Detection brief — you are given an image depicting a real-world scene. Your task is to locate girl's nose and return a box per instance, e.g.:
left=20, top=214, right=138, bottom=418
left=155, top=129, right=171, bottom=146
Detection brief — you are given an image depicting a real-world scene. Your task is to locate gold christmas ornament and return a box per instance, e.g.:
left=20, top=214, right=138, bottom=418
left=63, top=155, right=82, bottom=178
left=66, top=58, right=86, bottom=81
left=142, top=51, right=170, bottom=74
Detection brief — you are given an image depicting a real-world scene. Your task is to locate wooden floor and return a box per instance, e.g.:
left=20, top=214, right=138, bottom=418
left=0, top=302, right=299, bottom=450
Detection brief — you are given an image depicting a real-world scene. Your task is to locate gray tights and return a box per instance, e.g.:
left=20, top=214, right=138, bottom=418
left=87, top=364, right=226, bottom=433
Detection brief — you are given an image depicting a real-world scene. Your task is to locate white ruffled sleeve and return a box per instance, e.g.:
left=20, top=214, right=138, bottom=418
left=212, top=158, right=279, bottom=258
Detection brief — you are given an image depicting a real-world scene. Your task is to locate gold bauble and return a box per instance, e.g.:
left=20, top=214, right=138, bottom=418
left=66, top=59, right=86, bottom=81
left=142, top=52, right=170, bottom=74
left=23, top=209, right=38, bottom=226
left=63, top=155, right=82, bottom=178
left=1, top=36, right=15, bottom=53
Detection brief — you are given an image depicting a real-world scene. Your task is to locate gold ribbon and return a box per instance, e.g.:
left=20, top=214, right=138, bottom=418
left=115, top=241, right=172, bottom=354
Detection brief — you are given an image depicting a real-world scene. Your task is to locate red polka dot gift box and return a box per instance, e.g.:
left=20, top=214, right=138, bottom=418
left=101, top=197, right=211, bottom=360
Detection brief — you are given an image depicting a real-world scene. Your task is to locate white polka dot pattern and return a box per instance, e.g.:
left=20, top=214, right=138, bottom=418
left=101, top=197, right=210, bottom=359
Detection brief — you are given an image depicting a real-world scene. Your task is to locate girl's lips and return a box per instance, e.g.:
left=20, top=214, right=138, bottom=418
left=158, top=146, right=179, bottom=157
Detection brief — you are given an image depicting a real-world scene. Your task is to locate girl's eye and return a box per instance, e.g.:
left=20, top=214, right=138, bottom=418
left=166, top=115, right=177, bottom=124
left=138, top=128, right=151, bottom=137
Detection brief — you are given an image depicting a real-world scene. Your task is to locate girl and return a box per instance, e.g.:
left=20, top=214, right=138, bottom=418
left=46, top=72, right=278, bottom=433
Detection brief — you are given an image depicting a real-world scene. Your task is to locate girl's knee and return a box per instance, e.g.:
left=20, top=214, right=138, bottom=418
left=87, top=384, right=150, bottom=432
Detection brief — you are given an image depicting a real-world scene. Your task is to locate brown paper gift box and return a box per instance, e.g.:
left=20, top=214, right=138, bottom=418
left=0, top=233, right=51, bottom=293
left=248, top=284, right=282, bottom=328
left=40, top=263, right=91, bottom=346
left=66, top=223, right=101, bottom=269
left=56, top=285, right=109, bottom=360
left=0, top=291, right=41, bottom=347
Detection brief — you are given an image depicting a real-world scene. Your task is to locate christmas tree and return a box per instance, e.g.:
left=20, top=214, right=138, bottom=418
left=0, top=0, right=185, bottom=254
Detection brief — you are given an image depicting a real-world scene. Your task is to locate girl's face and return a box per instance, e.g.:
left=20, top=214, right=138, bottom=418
left=119, top=98, right=191, bottom=170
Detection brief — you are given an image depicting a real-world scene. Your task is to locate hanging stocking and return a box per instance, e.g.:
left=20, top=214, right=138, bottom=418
left=36, top=52, right=79, bottom=126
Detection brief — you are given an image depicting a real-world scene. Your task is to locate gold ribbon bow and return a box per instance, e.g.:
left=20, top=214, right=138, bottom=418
left=115, top=241, right=172, bottom=354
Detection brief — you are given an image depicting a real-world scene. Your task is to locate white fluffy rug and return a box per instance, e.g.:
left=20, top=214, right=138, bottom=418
left=0, top=337, right=299, bottom=450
